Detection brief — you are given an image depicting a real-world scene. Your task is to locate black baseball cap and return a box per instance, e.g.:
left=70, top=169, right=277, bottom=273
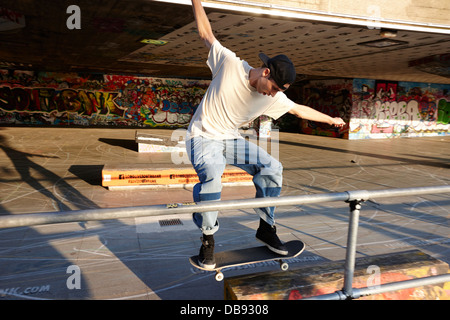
left=259, top=53, right=296, bottom=90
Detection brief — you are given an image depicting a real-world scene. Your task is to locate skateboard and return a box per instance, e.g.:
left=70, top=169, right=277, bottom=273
left=189, top=240, right=305, bottom=281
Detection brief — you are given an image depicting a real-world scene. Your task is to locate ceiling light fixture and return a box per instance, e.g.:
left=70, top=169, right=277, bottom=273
left=357, top=39, right=408, bottom=48
left=380, top=29, right=398, bottom=38
left=140, top=39, right=168, bottom=45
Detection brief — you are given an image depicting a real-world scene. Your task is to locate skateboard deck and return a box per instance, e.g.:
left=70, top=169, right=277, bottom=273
left=189, top=240, right=305, bottom=281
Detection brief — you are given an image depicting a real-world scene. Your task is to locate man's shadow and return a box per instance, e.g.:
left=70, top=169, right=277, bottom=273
left=0, top=132, right=181, bottom=299
left=0, top=135, right=73, bottom=212
left=0, top=133, right=99, bottom=298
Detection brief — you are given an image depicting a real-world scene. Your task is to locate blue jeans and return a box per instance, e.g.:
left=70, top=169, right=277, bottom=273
left=187, top=136, right=283, bottom=235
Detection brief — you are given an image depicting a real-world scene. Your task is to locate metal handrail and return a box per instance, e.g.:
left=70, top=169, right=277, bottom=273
left=0, top=185, right=448, bottom=229
left=302, top=274, right=450, bottom=300
left=1, top=184, right=449, bottom=300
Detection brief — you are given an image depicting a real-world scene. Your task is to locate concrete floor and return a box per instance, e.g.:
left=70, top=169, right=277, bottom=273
left=0, top=126, right=449, bottom=300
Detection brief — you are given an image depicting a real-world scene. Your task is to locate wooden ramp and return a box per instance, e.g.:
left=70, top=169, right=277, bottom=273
left=102, top=164, right=253, bottom=190
left=102, top=132, right=255, bottom=189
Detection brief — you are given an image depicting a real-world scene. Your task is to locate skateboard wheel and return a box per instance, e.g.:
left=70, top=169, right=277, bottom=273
left=280, top=262, right=289, bottom=271
left=215, top=272, right=224, bottom=281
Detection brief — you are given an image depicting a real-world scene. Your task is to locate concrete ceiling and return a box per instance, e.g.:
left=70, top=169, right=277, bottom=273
left=1, top=0, right=449, bottom=84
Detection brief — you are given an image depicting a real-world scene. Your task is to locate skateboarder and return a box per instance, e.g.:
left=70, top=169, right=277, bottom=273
left=187, top=0, right=345, bottom=269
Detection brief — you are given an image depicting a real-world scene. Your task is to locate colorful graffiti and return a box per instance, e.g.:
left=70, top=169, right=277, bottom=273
left=1, top=70, right=449, bottom=139
left=350, top=79, right=450, bottom=139
left=300, top=79, right=352, bottom=139
left=294, top=78, right=449, bottom=139
left=0, top=70, right=209, bottom=127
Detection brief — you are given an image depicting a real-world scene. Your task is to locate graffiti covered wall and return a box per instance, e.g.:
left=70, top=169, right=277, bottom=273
left=350, top=79, right=450, bottom=139
left=300, top=79, right=352, bottom=139
left=1, top=70, right=449, bottom=140
left=0, top=70, right=209, bottom=127
left=297, top=78, right=449, bottom=139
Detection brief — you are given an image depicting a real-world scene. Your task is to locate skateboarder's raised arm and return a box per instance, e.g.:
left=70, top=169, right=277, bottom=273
left=191, top=0, right=216, bottom=49
left=288, top=104, right=346, bottom=127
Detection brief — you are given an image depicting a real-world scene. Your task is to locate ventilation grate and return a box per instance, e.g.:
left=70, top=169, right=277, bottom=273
left=159, top=218, right=183, bottom=227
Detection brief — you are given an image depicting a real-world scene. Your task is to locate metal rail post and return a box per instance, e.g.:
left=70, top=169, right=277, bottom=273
left=342, top=199, right=363, bottom=299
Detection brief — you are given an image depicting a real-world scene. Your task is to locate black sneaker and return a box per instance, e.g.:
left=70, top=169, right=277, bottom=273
left=198, top=234, right=216, bottom=269
left=256, top=219, right=288, bottom=256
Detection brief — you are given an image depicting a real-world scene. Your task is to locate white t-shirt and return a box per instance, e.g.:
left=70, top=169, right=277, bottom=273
left=187, top=40, right=295, bottom=140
